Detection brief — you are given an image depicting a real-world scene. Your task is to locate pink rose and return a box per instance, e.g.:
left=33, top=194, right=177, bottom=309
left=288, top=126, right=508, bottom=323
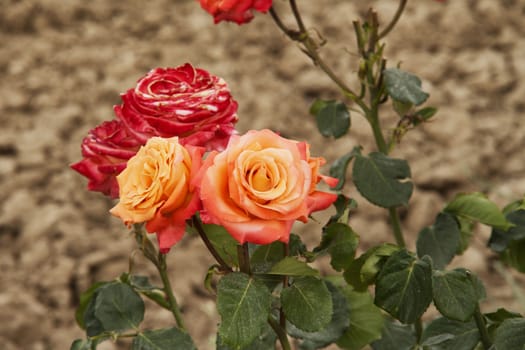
left=110, top=137, right=205, bottom=253
left=197, top=129, right=338, bottom=245
left=115, top=63, right=238, bottom=152
left=199, top=0, right=273, bottom=24
left=71, top=120, right=142, bottom=198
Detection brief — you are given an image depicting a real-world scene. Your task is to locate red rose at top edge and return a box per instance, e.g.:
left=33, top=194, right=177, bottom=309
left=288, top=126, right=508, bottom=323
left=199, top=0, right=272, bottom=24
left=115, top=63, right=239, bottom=152
left=71, top=120, right=142, bottom=198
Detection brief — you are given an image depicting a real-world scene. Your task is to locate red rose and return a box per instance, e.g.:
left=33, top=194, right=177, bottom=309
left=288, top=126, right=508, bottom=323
left=115, top=63, right=238, bottom=152
left=199, top=0, right=272, bottom=24
left=71, top=120, right=142, bottom=198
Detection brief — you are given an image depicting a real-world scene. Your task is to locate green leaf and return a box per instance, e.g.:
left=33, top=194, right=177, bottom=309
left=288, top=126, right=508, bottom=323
left=456, top=216, right=475, bottom=254
left=309, top=99, right=328, bottom=116
left=75, top=281, right=110, bottom=329
left=501, top=238, right=525, bottom=273
left=344, top=244, right=400, bottom=291
left=371, top=319, right=416, bottom=350
left=128, top=275, right=160, bottom=291
left=353, top=152, right=413, bottom=208
left=84, top=288, right=107, bottom=337
left=329, top=147, right=361, bottom=191
left=132, top=328, right=196, bottom=350
left=503, top=198, right=525, bottom=214
left=289, top=233, right=307, bottom=257
left=251, top=241, right=285, bottom=273
left=412, top=107, right=437, bottom=125
left=327, top=194, right=358, bottom=226
left=217, top=273, right=272, bottom=349
left=416, top=212, right=461, bottom=269
left=444, top=192, right=513, bottom=231
left=432, top=269, right=485, bottom=322
left=70, top=339, right=93, bottom=350
left=268, top=256, right=319, bottom=277
left=315, top=223, right=359, bottom=271
left=281, top=277, right=332, bottom=332
left=202, top=224, right=239, bottom=267
left=486, top=308, right=523, bottom=337
left=288, top=282, right=350, bottom=349
left=383, top=68, right=429, bottom=106
left=336, top=289, right=384, bottom=350
left=125, top=275, right=169, bottom=309
left=421, top=317, right=479, bottom=350
left=489, top=209, right=525, bottom=252
left=392, top=100, right=413, bottom=117
left=312, top=100, right=351, bottom=139
left=494, top=318, right=525, bottom=350
left=485, top=308, right=522, bottom=325
left=94, top=282, right=145, bottom=333
left=375, top=250, right=433, bottom=324
left=216, top=322, right=276, bottom=350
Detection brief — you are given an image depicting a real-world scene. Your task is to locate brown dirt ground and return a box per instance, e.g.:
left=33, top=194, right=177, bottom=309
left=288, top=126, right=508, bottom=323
left=1, top=0, right=525, bottom=349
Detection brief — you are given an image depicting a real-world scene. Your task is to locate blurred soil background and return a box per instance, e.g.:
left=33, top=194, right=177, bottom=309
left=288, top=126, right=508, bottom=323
left=1, top=0, right=525, bottom=349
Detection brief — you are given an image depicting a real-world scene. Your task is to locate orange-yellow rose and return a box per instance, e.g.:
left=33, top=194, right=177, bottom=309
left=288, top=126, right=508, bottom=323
left=110, top=137, right=204, bottom=253
left=197, top=129, right=338, bottom=245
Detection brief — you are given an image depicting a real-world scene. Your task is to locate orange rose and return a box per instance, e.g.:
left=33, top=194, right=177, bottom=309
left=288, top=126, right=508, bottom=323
left=110, top=137, right=204, bottom=253
left=197, top=129, right=338, bottom=245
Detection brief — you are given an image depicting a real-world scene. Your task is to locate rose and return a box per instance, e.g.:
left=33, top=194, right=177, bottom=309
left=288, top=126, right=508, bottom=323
left=115, top=63, right=238, bottom=152
left=197, top=129, right=338, bottom=244
left=71, top=120, right=142, bottom=198
left=199, top=0, right=272, bottom=24
left=110, top=137, right=204, bottom=253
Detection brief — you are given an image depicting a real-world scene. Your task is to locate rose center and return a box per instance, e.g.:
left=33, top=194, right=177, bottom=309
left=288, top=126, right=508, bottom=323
left=250, top=165, right=273, bottom=192
left=150, top=79, right=188, bottom=96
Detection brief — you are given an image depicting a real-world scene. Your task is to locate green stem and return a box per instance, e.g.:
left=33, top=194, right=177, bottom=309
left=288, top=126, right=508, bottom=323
left=140, top=290, right=171, bottom=310
left=268, top=316, right=292, bottom=350
left=192, top=216, right=232, bottom=273
left=369, top=107, right=388, bottom=153
left=116, top=332, right=140, bottom=338
left=269, top=3, right=368, bottom=114
left=367, top=81, right=407, bottom=250
left=280, top=243, right=290, bottom=329
left=378, top=0, right=408, bottom=39
left=473, top=305, right=492, bottom=350
left=289, top=0, right=306, bottom=33
left=132, top=224, right=159, bottom=265
left=269, top=7, right=295, bottom=38
left=389, top=207, right=406, bottom=247
left=414, top=318, right=423, bottom=342
left=237, top=243, right=251, bottom=275
left=157, top=253, right=187, bottom=331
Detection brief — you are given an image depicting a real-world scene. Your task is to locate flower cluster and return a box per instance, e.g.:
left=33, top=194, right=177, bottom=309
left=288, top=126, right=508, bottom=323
left=73, top=66, right=337, bottom=252
left=71, top=63, right=238, bottom=198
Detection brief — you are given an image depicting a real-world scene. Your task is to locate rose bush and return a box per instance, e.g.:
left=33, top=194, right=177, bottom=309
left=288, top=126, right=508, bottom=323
left=115, top=63, right=238, bottom=151
left=70, top=120, right=142, bottom=198
left=72, top=2, right=523, bottom=350
left=199, top=0, right=272, bottom=24
left=110, top=137, right=204, bottom=253
left=197, top=129, right=338, bottom=245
